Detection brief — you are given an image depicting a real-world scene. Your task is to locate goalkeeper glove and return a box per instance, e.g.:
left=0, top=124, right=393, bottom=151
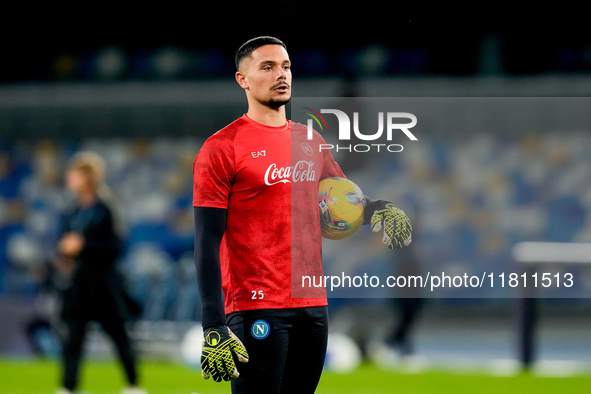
left=365, top=199, right=412, bottom=250
left=201, top=325, right=249, bottom=382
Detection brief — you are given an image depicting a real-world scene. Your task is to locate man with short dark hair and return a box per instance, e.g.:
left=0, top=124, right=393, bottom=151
left=193, top=36, right=412, bottom=393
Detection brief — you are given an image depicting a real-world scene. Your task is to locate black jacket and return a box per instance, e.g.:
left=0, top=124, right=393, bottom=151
left=59, top=198, right=139, bottom=322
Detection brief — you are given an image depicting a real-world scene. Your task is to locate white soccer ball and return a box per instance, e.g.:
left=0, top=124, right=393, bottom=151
left=324, top=333, right=362, bottom=373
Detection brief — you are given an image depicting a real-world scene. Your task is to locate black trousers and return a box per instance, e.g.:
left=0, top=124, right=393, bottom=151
left=227, top=306, right=328, bottom=394
left=61, top=317, right=137, bottom=391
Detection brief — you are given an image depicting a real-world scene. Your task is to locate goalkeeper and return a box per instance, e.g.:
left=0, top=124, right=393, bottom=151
left=193, top=36, right=412, bottom=394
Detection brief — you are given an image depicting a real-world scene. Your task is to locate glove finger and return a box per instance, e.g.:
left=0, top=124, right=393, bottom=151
left=228, top=328, right=250, bottom=363
left=232, top=346, right=249, bottom=364
left=222, top=360, right=236, bottom=381
left=372, top=220, right=383, bottom=233
left=200, top=337, right=210, bottom=380
left=229, top=365, right=240, bottom=380
left=211, top=361, right=222, bottom=382
left=206, top=354, right=227, bottom=382
left=206, top=362, right=221, bottom=383
left=382, top=228, right=392, bottom=247
left=215, top=357, right=230, bottom=382
left=220, top=350, right=237, bottom=381
left=370, top=211, right=383, bottom=232
left=201, top=356, right=212, bottom=379
left=404, top=234, right=412, bottom=246
left=235, top=353, right=249, bottom=364
left=400, top=225, right=412, bottom=244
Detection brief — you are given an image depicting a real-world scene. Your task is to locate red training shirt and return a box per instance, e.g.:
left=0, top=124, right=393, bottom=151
left=193, top=114, right=344, bottom=314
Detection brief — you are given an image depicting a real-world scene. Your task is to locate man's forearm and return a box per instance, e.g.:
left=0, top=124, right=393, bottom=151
left=194, top=207, right=227, bottom=329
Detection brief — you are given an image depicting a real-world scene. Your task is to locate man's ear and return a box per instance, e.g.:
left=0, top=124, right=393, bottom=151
left=235, top=71, right=248, bottom=90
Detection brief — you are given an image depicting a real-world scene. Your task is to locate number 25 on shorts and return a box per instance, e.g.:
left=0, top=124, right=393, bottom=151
left=251, top=290, right=264, bottom=299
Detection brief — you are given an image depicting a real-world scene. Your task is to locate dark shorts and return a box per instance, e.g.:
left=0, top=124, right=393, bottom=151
left=226, top=306, right=328, bottom=394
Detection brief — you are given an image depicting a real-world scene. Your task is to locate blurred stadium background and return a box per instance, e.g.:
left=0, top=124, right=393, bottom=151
left=1, top=12, right=591, bottom=393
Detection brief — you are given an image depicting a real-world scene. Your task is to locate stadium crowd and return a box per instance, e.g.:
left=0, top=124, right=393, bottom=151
left=0, top=130, right=588, bottom=319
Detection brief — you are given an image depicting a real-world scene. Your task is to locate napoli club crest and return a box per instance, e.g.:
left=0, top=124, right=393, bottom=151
left=251, top=319, right=270, bottom=340
left=301, top=142, right=314, bottom=157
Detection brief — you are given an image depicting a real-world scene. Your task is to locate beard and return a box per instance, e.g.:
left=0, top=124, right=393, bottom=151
left=267, top=95, right=291, bottom=108
left=265, top=80, right=291, bottom=109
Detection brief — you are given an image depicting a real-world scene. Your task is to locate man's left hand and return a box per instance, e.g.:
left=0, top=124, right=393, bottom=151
left=366, top=201, right=412, bottom=250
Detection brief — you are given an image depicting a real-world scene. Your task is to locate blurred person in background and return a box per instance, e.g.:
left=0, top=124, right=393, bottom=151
left=55, top=152, right=145, bottom=394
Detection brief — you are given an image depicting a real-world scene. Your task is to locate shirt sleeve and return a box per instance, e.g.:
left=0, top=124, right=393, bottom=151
left=193, top=135, right=235, bottom=209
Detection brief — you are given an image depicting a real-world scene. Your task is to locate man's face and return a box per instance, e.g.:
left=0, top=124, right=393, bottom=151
left=237, top=44, right=292, bottom=108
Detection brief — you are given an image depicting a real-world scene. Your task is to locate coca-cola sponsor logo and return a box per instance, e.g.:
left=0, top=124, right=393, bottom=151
left=264, top=161, right=316, bottom=186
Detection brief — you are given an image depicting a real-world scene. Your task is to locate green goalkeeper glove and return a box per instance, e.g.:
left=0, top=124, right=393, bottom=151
left=365, top=199, right=412, bottom=250
left=201, top=325, right=249, bottom=382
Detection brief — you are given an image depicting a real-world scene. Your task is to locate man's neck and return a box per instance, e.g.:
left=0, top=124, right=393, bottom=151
left=246, top=102, right=287, bottom=127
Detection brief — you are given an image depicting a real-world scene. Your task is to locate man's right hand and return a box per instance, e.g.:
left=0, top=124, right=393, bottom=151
left=201, top=325, right=249, bottom=382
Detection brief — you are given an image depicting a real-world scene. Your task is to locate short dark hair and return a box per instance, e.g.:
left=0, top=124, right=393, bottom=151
left=235, top=36, right=286, bottom=70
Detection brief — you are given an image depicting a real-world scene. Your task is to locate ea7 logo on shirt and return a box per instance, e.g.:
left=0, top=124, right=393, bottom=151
left=264, top=161, right=316, bottom=186
left=251, top=150, right=266, bottom=158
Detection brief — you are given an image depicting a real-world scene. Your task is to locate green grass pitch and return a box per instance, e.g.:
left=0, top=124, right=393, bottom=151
left=0, top=359, right=590, bottom=393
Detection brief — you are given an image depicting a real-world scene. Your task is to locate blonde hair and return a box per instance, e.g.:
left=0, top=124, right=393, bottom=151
left=67, top=150, right=127, bottom=236
left=68, top=151, right=106, bottom=190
